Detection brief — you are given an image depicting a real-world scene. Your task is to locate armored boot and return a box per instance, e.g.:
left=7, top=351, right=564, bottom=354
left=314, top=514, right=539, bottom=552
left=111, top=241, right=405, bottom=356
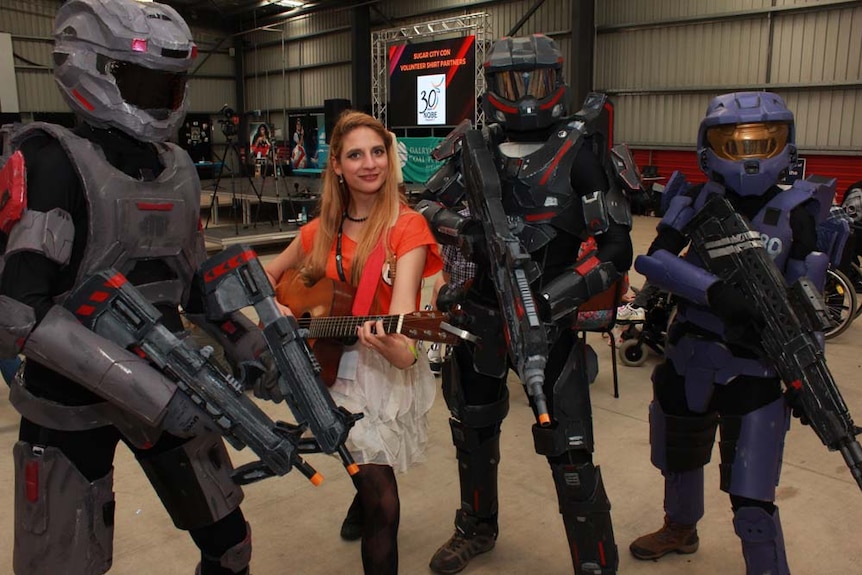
left=429, top=509, right=497, bottom=574
left=630, top=468, right=704, bottom=560
left=733, top=506, right=790, bottom=575
left=429, top=422, right=501, bottom=574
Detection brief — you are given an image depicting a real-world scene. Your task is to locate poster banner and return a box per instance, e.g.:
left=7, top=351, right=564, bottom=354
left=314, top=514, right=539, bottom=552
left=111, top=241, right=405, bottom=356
left=398, top=136, right=444, bottom=183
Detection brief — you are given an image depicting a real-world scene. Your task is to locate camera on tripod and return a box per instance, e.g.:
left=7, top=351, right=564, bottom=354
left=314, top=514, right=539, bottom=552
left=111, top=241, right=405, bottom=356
left=218, top=105, right=240, bottom=138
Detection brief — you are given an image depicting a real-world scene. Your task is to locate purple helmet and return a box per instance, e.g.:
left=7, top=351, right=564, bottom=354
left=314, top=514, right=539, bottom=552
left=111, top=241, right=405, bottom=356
left=482, top=34, right=569, bottom=132
left=697, top=91, right=796, bottom=197
left=52, top=0, right=197, bottom=142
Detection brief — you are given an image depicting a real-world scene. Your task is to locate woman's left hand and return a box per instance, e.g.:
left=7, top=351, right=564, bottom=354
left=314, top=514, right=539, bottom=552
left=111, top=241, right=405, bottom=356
left=357, top=319, right=416, bottom=369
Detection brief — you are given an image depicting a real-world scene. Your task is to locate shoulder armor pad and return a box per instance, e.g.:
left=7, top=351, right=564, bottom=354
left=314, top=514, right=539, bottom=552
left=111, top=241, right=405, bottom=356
left=431, top=119, right=472, bottom=161
left=789, top=175, right=837, bottom=225
left=6, top=207, right=75, bottom=265
left=0, top=150, right=27, bottom=234
left=609, top=143, right=642, bottom=193
left=659, top=170, right=689, bottom=215
left=571, top=92, right=608, bottom=126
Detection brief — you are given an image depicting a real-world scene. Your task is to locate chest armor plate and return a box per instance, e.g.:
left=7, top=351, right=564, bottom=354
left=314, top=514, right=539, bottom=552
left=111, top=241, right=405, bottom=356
left=41, top=125, right=204, bottom=306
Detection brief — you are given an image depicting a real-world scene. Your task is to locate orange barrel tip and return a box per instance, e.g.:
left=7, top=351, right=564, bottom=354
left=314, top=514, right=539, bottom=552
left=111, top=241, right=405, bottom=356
left=538, top=413, right=551, bottom=426
left=346, top=463, right=360, bottom=476
left=309, top=472, right=324, bottom=486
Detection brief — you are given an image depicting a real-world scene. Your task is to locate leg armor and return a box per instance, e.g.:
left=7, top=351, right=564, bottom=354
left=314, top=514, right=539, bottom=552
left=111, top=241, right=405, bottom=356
left=719, top=396, right=789, bottom=502
left=137, top=432, right=244, bottom=531
left=442, top=345, right=509, bottom=532
left=194, top=520, right=252, bottom=575
left=533, top=337, right=617, bottom=575
left=13, top=442, right=115, bottom=575
left=733, top=506, right=790, bottom=575
left=648, top=400, right=717, bottom=525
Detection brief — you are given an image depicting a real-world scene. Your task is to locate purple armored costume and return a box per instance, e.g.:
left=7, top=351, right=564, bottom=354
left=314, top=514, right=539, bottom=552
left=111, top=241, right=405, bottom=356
left=632, top=92, right=834, bottom=575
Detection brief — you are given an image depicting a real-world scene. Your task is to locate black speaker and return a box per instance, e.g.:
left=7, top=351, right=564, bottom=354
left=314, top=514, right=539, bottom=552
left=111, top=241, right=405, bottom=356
left=324, top=98, right=352, bottom=143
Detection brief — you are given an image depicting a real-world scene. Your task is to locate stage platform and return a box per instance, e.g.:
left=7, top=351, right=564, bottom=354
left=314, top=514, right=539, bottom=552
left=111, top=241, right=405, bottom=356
left=199, top=174, right=427, bottom=252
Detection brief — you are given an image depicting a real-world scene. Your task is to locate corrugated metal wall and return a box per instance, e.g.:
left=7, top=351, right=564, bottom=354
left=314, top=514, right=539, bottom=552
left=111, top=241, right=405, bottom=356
left=596, top=0, right=862, bottom=156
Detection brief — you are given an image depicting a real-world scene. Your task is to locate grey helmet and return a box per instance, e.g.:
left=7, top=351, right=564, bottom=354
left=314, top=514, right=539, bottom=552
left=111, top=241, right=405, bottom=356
left=52, top=0, right=197, bottom=142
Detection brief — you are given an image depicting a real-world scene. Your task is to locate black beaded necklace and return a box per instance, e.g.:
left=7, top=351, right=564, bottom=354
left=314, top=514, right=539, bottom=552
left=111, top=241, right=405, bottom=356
left=342, top=211, right=368, bottom=223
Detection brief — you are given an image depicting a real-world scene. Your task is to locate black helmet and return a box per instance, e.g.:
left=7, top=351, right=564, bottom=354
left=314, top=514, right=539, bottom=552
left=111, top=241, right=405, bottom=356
left=482, top=34, right=569, bottom=132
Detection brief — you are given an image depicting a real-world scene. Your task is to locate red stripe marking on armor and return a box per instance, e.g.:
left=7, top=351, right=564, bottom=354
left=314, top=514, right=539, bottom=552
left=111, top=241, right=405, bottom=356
left=575, top=255, right=600, bottom=276
left=473, top=490, right=479, bottom=513
left=132, top=346, right=147, bottom=359
left=221, top=320, right=237, bottom=335
left=136, top=202, right=174, bottom=211
left=105, top=273, right=127, bottom=289
left=790, top=379, right=802, bottom=390
left=191, top=45, right=198, bottom=59
left=141, top=441, right=153, bottom=449
left=539, top=139, right=573, bottom=186
left=539, top=87, right=564, bottom=111
left=76, top=304, right=96, bottom=317
left=487, top=93, right=518, bottom=115
left=598, top=541, right=607, bottom=565
left=525, top=211, right=557, bottom=222
left=25, top=461, right=39, bottom=502
left=571, top=542, right=579, bottom=567
left=90, top=291, right=110, bottom=303
left=72, top=89, right=95, bottom=111
left=204, top=249, right=258, bottom=283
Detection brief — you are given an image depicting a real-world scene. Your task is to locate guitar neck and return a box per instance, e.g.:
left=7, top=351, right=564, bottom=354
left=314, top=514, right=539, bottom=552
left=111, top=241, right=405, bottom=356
left=297, top=314, right=404, bottom=340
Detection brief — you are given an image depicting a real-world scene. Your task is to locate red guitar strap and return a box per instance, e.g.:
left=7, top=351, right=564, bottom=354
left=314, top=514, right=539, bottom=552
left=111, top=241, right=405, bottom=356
left=351, top=239, right=386, bottom=316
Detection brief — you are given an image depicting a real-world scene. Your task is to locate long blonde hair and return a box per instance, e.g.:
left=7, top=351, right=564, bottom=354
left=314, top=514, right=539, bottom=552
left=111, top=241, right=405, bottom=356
left=301, top=110, right=405, bottom=285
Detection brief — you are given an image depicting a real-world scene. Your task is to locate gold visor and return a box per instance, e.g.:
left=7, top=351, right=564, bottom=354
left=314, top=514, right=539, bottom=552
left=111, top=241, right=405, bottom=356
left=706, top=122, right=790, bottom=161
left=491, top=68, right=557, bottom=101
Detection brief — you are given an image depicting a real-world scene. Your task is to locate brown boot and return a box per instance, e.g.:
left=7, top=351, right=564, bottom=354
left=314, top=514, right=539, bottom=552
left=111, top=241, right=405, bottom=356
left=629, top=516, right=699, bottom=560
left=429, top=513, right=497, bottom=574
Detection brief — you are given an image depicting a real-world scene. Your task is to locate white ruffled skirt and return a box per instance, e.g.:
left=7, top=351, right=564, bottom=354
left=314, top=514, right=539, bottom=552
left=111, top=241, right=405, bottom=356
left=328, top=343, right=436, bottom=473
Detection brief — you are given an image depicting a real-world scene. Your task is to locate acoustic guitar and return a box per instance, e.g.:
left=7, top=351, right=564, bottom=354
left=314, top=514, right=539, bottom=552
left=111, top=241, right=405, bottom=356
left=275, top=269, right=465, bottom=386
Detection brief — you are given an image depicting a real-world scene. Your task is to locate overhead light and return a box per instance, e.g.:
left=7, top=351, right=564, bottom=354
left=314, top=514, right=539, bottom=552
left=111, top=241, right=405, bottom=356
left=275, top=0, right=304, bottom=7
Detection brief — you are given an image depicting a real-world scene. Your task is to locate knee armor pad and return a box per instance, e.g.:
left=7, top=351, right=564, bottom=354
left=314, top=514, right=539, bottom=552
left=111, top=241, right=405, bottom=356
left=195, top=522, right=252, bottom=575
left=550, top=462, right=618, bottom=575
left=733, top=506, right=790, bottom=575
left=13, top=441, right=115, bottom=575
left=649, top=400, right=718, bottom=472
left=139, top=433, right=244, bottom=531
left=720, top=397, right=789, bottom=501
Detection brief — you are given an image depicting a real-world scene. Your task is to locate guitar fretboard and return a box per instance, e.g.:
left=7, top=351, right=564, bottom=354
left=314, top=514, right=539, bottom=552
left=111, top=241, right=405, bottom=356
left=297, top=315, right=402, bottom=339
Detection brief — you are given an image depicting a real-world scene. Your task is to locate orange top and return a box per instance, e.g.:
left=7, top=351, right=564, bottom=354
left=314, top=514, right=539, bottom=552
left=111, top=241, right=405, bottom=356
left=300, top=208, right=443, bottom=313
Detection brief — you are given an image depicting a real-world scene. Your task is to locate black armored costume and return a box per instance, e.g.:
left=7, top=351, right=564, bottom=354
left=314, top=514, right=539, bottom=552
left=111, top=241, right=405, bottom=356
left=417, top=35, right=636, bottom=575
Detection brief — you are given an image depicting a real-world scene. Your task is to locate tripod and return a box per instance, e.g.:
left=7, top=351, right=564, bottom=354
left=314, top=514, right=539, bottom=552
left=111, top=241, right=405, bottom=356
left=256, top=144, right=296, bottom=231
left=204, top=135, right=271, bottom=234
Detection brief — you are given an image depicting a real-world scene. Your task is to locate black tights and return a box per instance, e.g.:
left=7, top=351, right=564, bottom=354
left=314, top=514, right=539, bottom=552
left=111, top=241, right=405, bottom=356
left=349, top=464, right=400, bottom=575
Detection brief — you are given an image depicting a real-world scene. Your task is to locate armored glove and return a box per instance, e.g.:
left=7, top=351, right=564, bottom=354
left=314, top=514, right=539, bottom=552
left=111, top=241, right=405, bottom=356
left=244, top=349, right=283, bottom=403
left=706, top=280, right=765, bottom=353
left=783, top=387, right=811, bottom=426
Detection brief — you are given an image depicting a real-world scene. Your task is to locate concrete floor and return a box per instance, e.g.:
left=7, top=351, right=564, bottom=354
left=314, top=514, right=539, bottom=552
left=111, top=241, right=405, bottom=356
left=1, top=214, right=861, bottom=574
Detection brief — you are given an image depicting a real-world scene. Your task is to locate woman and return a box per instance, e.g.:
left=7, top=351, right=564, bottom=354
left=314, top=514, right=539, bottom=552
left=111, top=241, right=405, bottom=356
left=265, top=110, right=442, bottom=574
left=251, top=123, right=271, bottom=158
